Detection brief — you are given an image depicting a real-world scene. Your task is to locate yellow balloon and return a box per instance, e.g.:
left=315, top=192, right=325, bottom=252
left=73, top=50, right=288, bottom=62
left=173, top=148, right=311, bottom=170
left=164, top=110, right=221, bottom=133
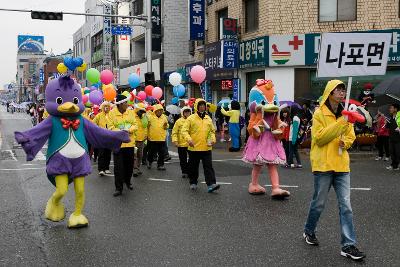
left=77, top=62, right=87, bottom=72
left=102, top=84, right=113, bottom=92
left=208, top=103, right=217, bottom=113
left=57, top=63, right=67, bottom=74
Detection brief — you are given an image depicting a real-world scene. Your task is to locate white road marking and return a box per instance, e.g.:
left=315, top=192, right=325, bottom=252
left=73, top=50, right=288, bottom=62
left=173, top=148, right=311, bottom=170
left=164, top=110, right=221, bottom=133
left=4, top=150, right=17, bottom=161
left=350, top=187, right=371, bottom=191
left=0, top=167, right=45, bottom=171
left=168, top=151, right=179, bottom=157
left=0, top=131, right=2, bottom=149
left=265, top=185, right=299, bottom=188
left=201, top=182, right=232, bottom=185
left=104, top=174, right=114, bottom=177
left=148, top=178, right=174, bottom=182
left=212, top=158, right=243, bottom=162
left=22, top=163, right=40, bottom=166
left=33, top=151, right=46, bottom=161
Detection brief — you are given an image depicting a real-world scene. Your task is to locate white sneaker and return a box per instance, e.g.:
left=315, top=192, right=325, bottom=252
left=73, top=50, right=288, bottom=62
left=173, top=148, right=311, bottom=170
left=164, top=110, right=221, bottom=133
left=375, top=156, right=382, bottom=161
left=384, top=157, right=390, bottom=161
left=104, top=170, right=112, bottom=174
left=220, top=139, right=225, bottom=142
left=99, top=171, right=105, bottom=176
left=386, top=166, right=399, bottom=171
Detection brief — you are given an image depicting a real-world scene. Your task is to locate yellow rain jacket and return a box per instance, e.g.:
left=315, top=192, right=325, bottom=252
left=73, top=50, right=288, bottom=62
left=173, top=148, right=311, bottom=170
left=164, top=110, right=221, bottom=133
left=93, top=111, right=111, bottom=129
left=221, top=108, right=240, bottom=123
left=148, top=104, right=168, bottom=141
left=181, top=99, right=216, bottom=151
left=134, top=107, right=148, bottom=142
left=310, top=80, right=355, bottom=173
left=172, top=111, right=190, bottom=147
left=108, top=108, right=136, bottom=147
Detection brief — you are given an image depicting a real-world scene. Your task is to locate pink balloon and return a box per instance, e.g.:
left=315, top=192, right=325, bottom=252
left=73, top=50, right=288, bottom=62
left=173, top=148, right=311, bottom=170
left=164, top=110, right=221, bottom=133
left=152, top=87, right=163, bottom=99
left=137, top=91, right=147, bottom=101
left=82, top=94, right=89, bottom=104
left=100, top=69, right=114, bottom=85
left=190, top=65, right=206, bottom=84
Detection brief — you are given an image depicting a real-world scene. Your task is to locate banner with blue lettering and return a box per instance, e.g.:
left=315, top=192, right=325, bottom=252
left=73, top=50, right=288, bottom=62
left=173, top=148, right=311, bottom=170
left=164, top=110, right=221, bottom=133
left=232, top=78, right=240, bottom=101
left=222, top=40, right=239, bottom=69
left=189, top=0, right=205, bottom=40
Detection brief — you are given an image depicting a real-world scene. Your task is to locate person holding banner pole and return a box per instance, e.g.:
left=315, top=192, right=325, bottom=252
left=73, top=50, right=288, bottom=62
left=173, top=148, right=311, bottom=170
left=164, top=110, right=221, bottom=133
left=303, top=80, right=366, bottom=261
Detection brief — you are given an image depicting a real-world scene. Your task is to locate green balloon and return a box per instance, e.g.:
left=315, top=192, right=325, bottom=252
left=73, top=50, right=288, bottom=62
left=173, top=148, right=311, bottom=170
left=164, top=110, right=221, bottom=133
left=87, top=68, right=100, bottom=84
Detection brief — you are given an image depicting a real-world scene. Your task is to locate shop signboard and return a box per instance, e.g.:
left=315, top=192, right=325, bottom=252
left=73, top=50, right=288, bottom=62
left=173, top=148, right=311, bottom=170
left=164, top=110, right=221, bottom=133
left=152, top=0, right=162, bottom=51
left=220, top=18, right=238, bottom=40
left=222, top=40, right=238, bottom=69
left=232, top=78, right=240, bottom=101
left=239, top=36, right=268, bottom=69
left=317, top=33, right=391, bottom=77
left=189, top=0, right=205, bottom=40
left=103, top=4, right=112, bottom=66
left=269, top=34, right=305, bottom=66
left=306, top=29, right=400, bottom=65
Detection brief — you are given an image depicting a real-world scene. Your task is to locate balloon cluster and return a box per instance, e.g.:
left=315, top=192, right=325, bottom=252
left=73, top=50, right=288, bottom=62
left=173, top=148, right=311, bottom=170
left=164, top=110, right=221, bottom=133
left=168, top=65, right=206, bottom=104
left=57, top=57, right=87, bottom=74
left=82, top=68, right=117, bottom=106
left=127, top=73, right=163, bottom=102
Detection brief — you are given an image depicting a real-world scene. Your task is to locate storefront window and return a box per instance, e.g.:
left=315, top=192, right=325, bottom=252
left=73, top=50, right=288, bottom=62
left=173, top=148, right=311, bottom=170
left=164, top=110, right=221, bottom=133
left=246, top=71, right=264, bottom=99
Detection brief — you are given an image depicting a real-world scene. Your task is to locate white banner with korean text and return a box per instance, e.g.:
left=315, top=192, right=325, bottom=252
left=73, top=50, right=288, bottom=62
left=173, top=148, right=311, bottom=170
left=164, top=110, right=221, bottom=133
left=317, top=33, right=392, bottom=77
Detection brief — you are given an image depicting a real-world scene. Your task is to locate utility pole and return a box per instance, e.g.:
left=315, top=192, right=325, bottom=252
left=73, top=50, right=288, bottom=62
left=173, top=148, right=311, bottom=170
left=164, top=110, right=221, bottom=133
left=146, top=0, right=152, bottom=73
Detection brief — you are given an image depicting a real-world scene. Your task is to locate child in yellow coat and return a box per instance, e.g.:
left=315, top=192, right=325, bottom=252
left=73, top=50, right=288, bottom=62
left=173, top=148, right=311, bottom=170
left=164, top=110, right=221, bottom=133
left=172, top=106, right=192, bottom=178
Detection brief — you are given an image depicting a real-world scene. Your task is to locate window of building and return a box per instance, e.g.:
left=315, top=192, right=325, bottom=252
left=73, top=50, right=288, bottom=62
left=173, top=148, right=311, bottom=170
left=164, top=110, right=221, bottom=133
left=217, top=8, right=228, bottom=40
left=319, top=0, right=356, bottom=22
left=244, top=0, right=258, bottom=33
left=132, top=0, right=143, bottom=16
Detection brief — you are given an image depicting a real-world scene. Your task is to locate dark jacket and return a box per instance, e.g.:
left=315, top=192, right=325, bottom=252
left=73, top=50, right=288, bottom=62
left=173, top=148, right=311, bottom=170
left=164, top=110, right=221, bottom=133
left=387, top=116, right=400, bottom=143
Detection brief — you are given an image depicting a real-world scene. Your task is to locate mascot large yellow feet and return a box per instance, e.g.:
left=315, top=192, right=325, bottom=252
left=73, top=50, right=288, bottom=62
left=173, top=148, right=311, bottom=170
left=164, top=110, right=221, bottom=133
left=45, top=175, right=68, bottom=221
left=44, top=175, right=88, bottom=228
left=68, top=177, right=89, bottom=228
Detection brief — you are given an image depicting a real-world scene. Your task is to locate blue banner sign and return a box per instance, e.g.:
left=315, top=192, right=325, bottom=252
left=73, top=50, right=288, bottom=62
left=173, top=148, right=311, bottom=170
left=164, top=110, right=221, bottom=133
left=189, top=0, right=205, bottom=40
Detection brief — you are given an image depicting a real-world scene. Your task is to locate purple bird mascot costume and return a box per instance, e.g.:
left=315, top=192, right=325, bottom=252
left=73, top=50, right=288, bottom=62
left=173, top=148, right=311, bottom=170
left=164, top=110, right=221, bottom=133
left=15, top=75, right=129, bottom=228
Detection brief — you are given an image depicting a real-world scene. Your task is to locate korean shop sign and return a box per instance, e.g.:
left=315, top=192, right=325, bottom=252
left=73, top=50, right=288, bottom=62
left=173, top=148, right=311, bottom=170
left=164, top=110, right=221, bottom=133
left=317, top=33, right=391, bottom=77
left=220, top=18, right=238, bottom=40
left=239, top=36, right=269, bottom=69
left=151, top=0, right=162, bottom=51
left=306, top=29, right=400, bottom=65
left=189, top=0, right=205, bottom=40
left=221, top=40, right=238, bottom=69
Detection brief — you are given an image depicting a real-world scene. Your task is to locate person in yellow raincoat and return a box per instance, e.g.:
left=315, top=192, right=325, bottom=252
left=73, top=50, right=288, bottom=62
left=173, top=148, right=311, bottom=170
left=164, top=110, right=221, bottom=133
left=303, top=80, right=366, bottom=260
left=172, top=106, right=192, bottom=178
left=147, top=104, right=168, bottom=170
left=93, top=101, right=113, bottom=176
left=181, top=99, right=220, bottom=193
left=133, top=103, right=148, bottom=177
left=108, top=94, right=136, bottom=197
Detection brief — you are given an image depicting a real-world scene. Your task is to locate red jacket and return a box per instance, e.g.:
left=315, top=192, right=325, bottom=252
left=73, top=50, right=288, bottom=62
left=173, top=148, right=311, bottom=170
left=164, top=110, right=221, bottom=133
left=376, top=116, right=389, bottom=136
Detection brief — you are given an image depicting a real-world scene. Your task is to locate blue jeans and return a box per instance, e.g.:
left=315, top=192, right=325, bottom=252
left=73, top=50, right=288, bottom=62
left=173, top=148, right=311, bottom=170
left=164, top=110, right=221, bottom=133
left=304, top=172, right=356, bottom=247
left=229, top=123, right=240, bottom=149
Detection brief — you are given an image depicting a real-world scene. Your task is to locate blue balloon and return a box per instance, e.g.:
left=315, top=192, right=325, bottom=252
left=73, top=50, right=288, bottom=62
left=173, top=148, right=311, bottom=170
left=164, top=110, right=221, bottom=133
left=128, top=73, right=140, bottom=88
left=173, top=84, right=186, bottom=97
left=64, top=57, right=75, bottom=71
left=73, top=57, right=83, bottom=69
left=171, top=97, right=179, bottom=105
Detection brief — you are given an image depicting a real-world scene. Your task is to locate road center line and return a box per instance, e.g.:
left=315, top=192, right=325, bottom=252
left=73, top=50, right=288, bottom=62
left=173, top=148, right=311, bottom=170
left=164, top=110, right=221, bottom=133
left=265, top=185, right=299, bottom=188
left=201, top=182, right=232, bottom=185
left=350, top=187, right=371, bottom=191
left=0, top=167, right=45, bottom=171
left=148, top=178, right=174, bottom=182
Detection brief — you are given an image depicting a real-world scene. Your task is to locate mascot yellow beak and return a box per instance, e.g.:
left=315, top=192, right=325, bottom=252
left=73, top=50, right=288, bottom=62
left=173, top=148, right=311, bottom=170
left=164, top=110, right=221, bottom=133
left=57, top=102, right=80, bottom=113
left=263, top=103, right=279, bottom=113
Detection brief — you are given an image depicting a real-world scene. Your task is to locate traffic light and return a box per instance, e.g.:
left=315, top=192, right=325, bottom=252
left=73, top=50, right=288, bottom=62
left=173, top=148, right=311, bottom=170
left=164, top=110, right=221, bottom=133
left=31, top=11, right=63, bottom=21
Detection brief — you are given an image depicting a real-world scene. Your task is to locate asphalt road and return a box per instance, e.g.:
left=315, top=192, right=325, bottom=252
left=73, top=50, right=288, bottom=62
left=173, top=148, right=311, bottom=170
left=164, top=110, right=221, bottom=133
left=1, top=106, right=400, bottom=266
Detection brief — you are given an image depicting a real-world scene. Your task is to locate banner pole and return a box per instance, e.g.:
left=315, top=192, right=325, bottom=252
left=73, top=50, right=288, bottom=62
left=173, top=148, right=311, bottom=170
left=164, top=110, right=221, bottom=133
left=339, top=76, right=353, bottom=155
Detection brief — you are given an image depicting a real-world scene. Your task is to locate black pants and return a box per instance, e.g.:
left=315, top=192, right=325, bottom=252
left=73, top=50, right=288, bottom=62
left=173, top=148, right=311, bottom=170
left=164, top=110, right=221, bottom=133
left=142, top=143, right=148, bottom=165
left=113, top=147, right=134, bottom=192
left=288, top=142, right=301, bottom=165
left=147, top=141, right=165, bottom=167
left=178, top=147, right=189, bottom=174
left=98, top=148, right=112, bottom=172
left=188, top=150, right=216, bottom=186
left=390, top=140, right=400, bottom=168
left=377, top=136, right=390, bottom=158
left=282, top=140, right=290, bottom=162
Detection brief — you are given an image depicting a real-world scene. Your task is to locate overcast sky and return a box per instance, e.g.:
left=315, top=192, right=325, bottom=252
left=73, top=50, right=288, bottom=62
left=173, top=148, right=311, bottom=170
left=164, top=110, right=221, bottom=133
left=0, top=0, right=85, bottom=86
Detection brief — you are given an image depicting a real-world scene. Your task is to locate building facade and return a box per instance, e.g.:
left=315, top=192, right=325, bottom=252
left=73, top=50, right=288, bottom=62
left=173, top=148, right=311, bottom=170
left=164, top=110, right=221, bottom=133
left=201, top=0, right=400, bottom=104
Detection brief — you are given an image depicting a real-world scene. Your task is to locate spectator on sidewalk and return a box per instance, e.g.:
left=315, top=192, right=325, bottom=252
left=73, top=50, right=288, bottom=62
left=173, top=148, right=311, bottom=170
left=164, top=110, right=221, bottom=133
left=288, top=107, right=302, bottom=168
left=386, top=103, right=400, bottom=170
left=374, top=111, right=390, bottom=161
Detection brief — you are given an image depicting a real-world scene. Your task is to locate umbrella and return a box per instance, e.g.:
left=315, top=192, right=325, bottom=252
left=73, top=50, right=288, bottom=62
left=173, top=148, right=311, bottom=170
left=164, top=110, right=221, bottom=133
left=279, top=101, right=302, bottom=109
left=370, top=93, right=400, bottom=107
left=372, top=76, right=400, bottom=96
left=217, top=99, right=231, bottom=108
left=166, top=105, right=181, bottom=115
